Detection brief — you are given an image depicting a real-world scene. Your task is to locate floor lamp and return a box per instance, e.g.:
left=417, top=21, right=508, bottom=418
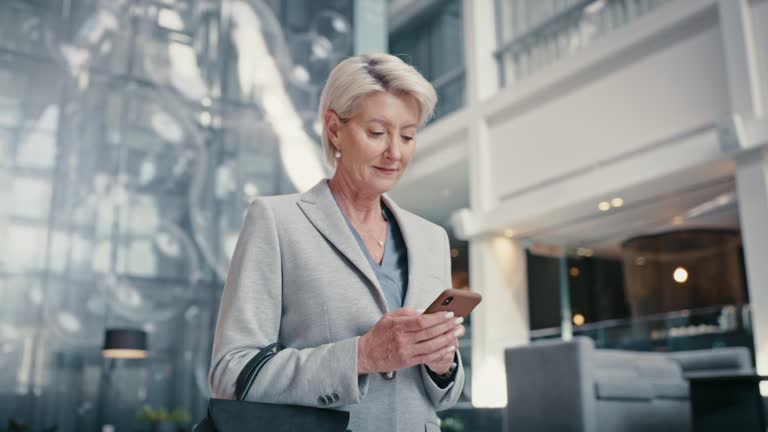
left=99, top=329, right=148, bottom=431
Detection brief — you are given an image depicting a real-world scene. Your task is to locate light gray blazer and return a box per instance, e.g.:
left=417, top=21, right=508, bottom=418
left=209, top=179, right=464, bottom=432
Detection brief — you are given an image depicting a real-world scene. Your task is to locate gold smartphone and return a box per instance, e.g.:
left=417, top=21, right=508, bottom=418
left=423, top=289, right=482, bottom=318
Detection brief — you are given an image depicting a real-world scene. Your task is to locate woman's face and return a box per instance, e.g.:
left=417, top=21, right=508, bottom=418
left=328, top=91, right=420, bottom=195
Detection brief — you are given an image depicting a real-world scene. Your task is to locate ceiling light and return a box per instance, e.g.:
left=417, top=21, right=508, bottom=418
left=673, top=267, right=688, bottom=284
left=611, top=197, right=624, bottom=208
left=504, top=229, right=515, bottom=238
left=672, top=215, right=684, bottom=225
left=598, top=201, right=611, bottom=211
left=573, top=314, right=585, bottom=326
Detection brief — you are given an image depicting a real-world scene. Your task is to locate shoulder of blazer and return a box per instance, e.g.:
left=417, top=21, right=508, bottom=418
left=248, top=193, right=302, bottom=216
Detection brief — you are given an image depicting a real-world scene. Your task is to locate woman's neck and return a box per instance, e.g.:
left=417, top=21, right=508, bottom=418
left=328, top=174, right=383, bottom=224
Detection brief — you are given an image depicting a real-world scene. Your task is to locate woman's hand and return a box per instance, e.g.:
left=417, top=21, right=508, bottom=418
left=357, top=307, right=464, bottom=375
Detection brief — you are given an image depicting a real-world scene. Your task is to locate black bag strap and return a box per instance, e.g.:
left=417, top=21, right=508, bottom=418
left=235, top=342, right=285, bottom=401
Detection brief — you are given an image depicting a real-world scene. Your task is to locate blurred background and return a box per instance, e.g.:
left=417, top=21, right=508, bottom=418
left=1, top=0, right=767, bottom=431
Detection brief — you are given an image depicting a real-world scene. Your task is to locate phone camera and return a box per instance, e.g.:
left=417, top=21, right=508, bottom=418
left=441, top=296, right=454, bottom=306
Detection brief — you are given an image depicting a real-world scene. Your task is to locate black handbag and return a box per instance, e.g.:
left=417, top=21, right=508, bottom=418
left=194, top=343, right=350, bottom=432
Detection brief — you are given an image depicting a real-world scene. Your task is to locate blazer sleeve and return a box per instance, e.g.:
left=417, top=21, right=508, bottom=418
left=208, top=198, right=370, bottom=407
left=419, top=228, right=466, bottom=411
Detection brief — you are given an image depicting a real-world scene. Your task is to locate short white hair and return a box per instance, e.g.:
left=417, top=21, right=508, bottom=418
left=318, top=53, right=438, bottom=168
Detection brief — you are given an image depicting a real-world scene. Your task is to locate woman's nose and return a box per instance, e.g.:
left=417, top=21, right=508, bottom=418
left=385, top=138, right=401, bottom=160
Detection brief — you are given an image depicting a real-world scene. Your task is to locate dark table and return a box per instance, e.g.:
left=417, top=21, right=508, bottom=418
left=689, top=374, right=767, bottom=432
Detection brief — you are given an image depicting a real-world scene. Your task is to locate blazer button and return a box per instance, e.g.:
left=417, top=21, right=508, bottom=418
left=381, top=371, right=396, bottom=380
left=331, top=392, right=340, bottom=402
left=318, top=395, right=328, bottom=405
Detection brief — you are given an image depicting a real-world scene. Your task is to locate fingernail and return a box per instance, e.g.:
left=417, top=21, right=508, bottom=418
left=455, top=317, right=464, bottom=325
left=454, top=327, right=463, bottom=337
left=444, top=311, right=454, bottom=319
left=416, top=308, right=425, bottom=314
left=445, top=345, right=456, bottom=352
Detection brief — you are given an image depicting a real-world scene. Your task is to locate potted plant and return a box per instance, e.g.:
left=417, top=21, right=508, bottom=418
left=439, top=416, right=464, bottom=432
left=137, top=406, right=190, bottom=432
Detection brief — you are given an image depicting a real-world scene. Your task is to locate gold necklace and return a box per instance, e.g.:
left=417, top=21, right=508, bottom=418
left=355, top=219, right=387, bottom=248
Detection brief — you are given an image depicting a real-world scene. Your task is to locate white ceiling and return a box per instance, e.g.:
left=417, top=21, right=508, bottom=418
left=525, top=177, right=740, bottom=257
left=391, top=156, right=740, bottom=256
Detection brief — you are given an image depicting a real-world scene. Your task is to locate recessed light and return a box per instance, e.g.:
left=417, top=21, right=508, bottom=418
left=673, top=266, right=688, bottom=283
left=504, top=229, right=515, bottom=238
left=573, top=314, right=585, bottom=326
left=611, top=197, right=624, bottom=208
left=598, top=201, right=611, bottom=211
left=672, top=215, right=684, bottom=225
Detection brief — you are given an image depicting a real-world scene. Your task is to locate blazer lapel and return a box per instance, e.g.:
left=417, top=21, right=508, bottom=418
left=381, top=194, right=420, bottom=309
left=297, top=180, right=389, bottom=314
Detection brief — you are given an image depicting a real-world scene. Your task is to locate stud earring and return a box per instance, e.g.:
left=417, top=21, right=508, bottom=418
left=334, top=150, right=341, bottom=159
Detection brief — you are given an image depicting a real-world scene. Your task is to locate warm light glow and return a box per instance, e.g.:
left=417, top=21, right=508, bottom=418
left=635, top=256, right=646, bottom=266
left=569, top=267, right=580, bottom=277
left=673, top=267, right=689, bottom=283
left=672, top=215, right=684, bottom=225
left=472, top=357, right=508, bottom=408
left=576, top=248, right=594, bottom=257
left=611, top=197, right=624, bottom=208
left=598, top=201, right=611, bottom=211
left=103, top=349, right=147, bottom=359
left=503, top=229, right=515, bottom=238
left=573, top=314, right=585, bottom=326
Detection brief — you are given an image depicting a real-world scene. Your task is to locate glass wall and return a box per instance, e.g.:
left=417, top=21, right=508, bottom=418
left=494, top=0, right=673, bottom=86
left=389, top=0, right=465, bottom=121
left=0, top=1, right=353, bottom=430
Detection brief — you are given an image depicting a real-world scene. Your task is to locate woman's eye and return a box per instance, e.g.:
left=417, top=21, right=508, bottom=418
left=369, top=131, right=385, bottom=137
left=401, top=136, right=414, bottom=142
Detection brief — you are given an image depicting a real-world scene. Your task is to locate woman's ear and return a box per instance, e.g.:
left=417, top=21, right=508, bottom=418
left=324, top=110, right=343, bottom=150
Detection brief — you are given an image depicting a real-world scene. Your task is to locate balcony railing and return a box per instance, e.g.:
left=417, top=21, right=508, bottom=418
left=494, top=0, right=673, bottom=87
left=530, top=304, right=754, bottom=352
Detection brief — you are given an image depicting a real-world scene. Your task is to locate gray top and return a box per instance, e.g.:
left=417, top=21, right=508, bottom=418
left=333, top=197, right=409, bottom=311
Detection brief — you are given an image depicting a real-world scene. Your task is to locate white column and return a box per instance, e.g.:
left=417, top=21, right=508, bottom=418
left=461, top=0, right=529, bottom=408
left=354, top=0, right=387, bottom=54
left=735, top=148, right=768, bottom=394
left=719, top=0, right=768, bottom=392
left=468, top=236, right=529, bottom=407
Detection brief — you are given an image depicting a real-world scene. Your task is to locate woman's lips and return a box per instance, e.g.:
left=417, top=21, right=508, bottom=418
left=374, top=166, right=398, bottom=175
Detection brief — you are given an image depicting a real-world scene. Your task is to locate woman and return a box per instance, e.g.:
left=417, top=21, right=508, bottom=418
left=209, top=53, right=465, bottom=431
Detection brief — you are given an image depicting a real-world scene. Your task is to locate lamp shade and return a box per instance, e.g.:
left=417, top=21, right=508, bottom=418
left=102, top=328, right=148, bottom=359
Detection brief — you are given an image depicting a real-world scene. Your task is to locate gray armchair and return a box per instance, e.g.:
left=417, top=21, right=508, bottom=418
left=503, top=337, right=691, bottom=432
left=667, top=347, right=753, bottom=378
left=504, top=337, right=756, bottom=432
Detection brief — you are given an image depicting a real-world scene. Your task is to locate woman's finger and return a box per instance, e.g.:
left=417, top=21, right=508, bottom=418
left=412, top=316, right=463, bottom=343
